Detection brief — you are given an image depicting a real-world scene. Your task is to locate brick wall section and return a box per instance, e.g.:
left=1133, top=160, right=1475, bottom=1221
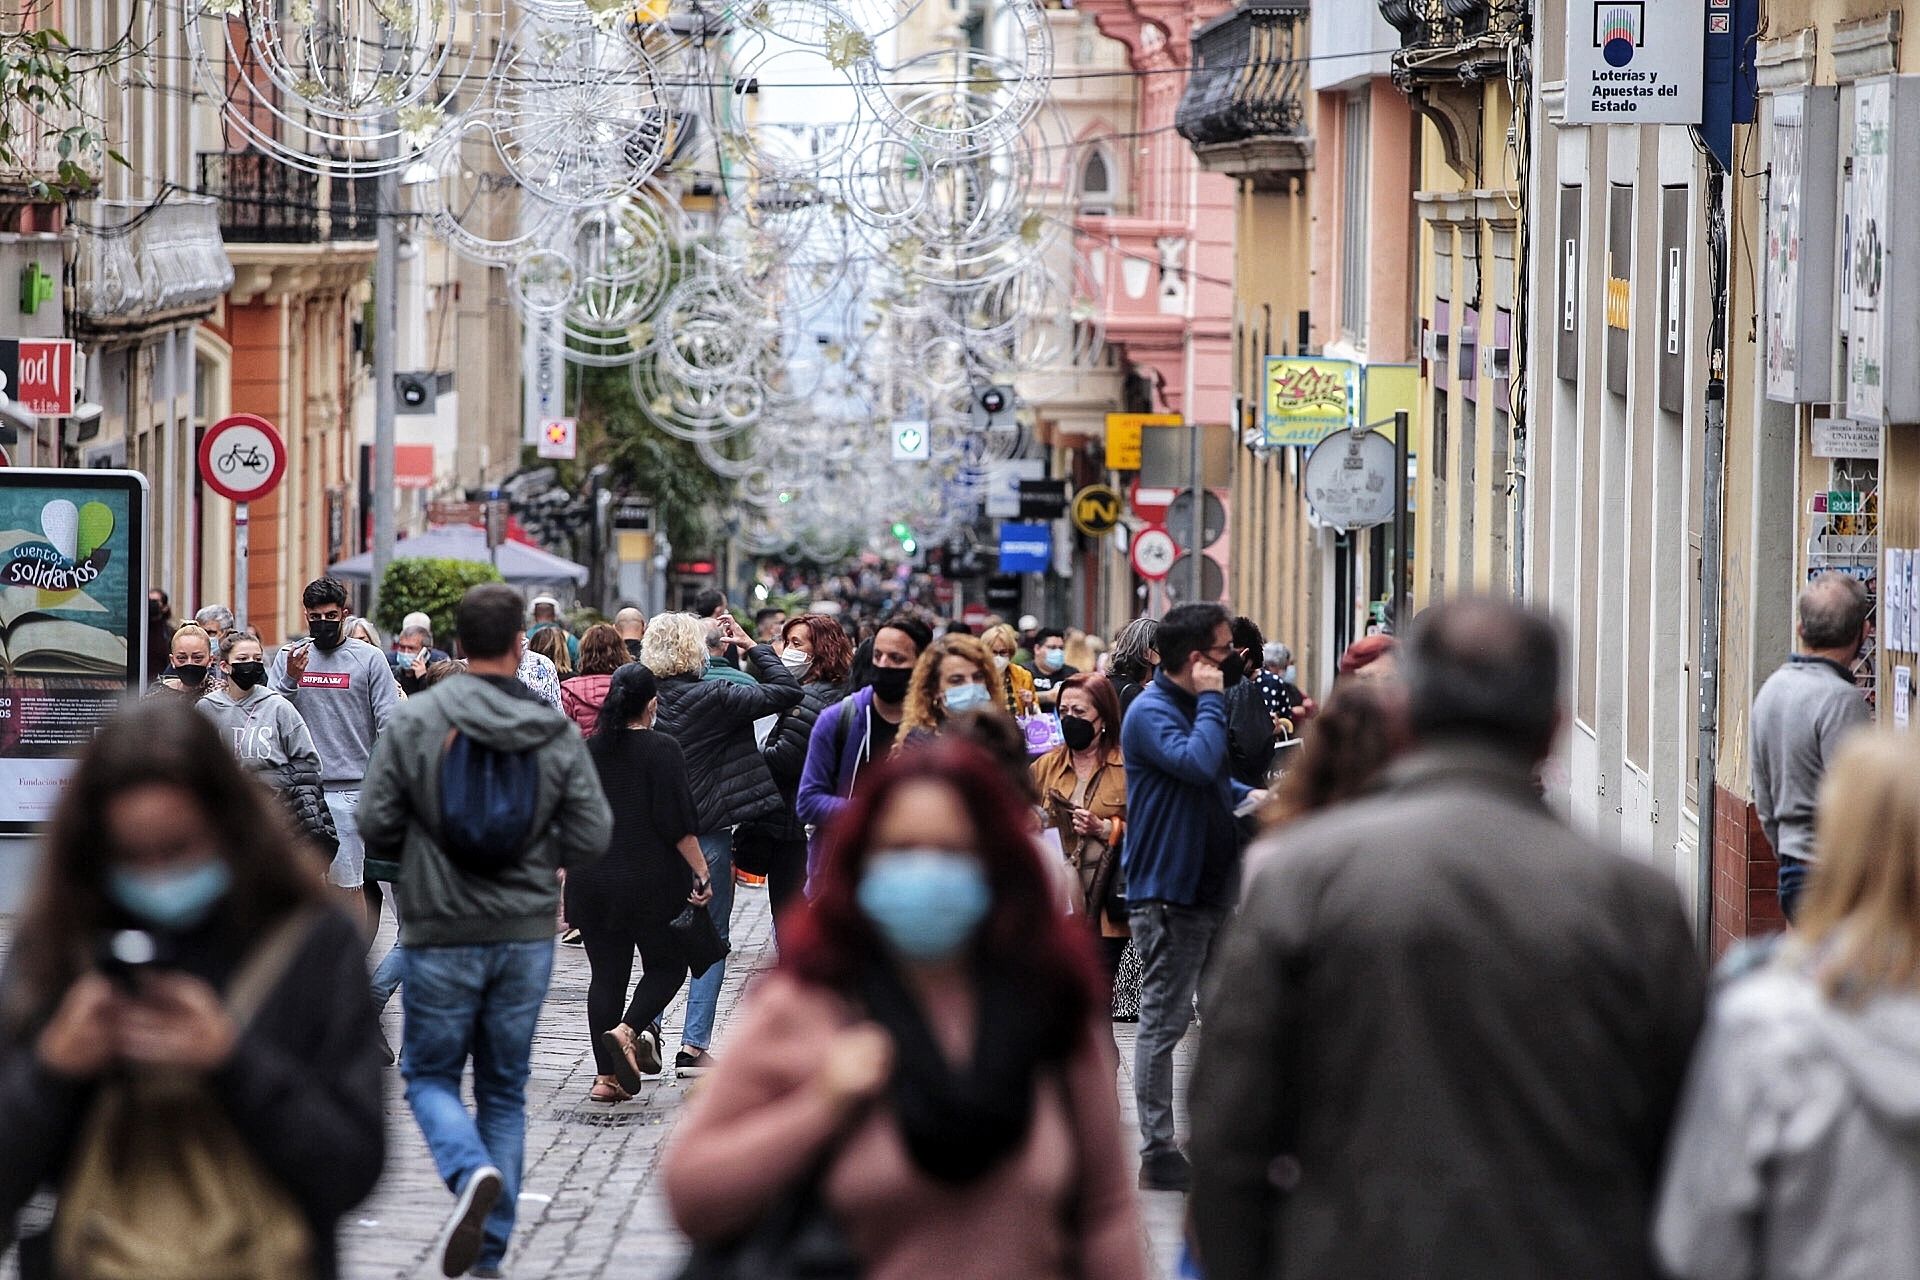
left=1711, top=784, right=1784, bottom=959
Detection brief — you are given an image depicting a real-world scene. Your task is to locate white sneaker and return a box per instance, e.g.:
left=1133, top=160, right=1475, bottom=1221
left=437, top=1164, right=503, bottom=1277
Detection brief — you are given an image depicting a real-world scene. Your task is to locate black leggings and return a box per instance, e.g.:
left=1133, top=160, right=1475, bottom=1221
left=766, top=837, right=809, bottom=945
left=581, top=920, right=689, bottom=1077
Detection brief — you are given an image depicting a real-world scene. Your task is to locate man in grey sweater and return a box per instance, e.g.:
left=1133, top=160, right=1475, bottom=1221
left=268, top=576, right=402, bottom=926
left=358, top=583, right=611, bottom=1278
left=1751, top=570, right=1872, bottom=923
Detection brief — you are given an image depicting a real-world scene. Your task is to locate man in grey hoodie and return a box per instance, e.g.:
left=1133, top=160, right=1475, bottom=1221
left=357, top=583, right=611, bottom=1279
left=1750, top=571, right=1872, bottom=923
left=269, top=576, right=401, bottom=924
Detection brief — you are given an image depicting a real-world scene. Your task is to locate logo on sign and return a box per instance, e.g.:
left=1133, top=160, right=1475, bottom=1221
left=1263, top=357, right=1356, bottom=447
left=1071, top=485, right=1122, bottom=537
left=892, top=421, right=930, bottom=462
left=537, top=417, right=577, bottom=461
left=1594, top=2, right=1643, bottom=66
left=0, top=498, right=115, bottom=594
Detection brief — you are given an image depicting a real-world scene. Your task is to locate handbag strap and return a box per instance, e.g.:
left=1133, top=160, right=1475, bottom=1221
left=224, top=907, right=324, bottom=1032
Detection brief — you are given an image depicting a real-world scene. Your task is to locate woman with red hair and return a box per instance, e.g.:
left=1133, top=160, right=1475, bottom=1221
left=661, top=740, right=1146, bottom=1280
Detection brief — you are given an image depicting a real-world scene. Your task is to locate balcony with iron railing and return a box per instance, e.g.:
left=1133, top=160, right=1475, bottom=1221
left=1378, top=0, right=1525, bottom=87
left=1174, top=3, right=1312, bottom=187
left=197, top=151, right=380, bottom=243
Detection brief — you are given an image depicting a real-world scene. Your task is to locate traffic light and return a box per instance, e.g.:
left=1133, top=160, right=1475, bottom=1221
left=970, top=383, right=1016, bottom=430
left=890, top=521, right=917, bottom=556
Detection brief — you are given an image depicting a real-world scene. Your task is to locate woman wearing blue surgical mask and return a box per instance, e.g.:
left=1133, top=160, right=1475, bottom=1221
left=662, top=741, right=1147, bottom=1280
left=896, top=633, right=1010, bottom=747
left=0, top=698, right=385, bottom=1279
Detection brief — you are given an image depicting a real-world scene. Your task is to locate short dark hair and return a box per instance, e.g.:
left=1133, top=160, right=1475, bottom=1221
left=754, top=607, right=783, bottom=626
left=1405, top=598, right=1561, bottom=760
left=1230, top=615, right=1265, bottom=653
left=302, top=578, right=349, bottom=611
left=691, top=588, right=727, bottom=617
left=456, top=583, right=527, bottom=660
left=877, top=614, right=933, bottom=655
left=1799, top=571, right=1871, bottom=651
left=945, top=621, right=975, bottom=636
left=1034, top=627, right=1066, bottom=646
left=1156, top=603, right=1230, bottom=675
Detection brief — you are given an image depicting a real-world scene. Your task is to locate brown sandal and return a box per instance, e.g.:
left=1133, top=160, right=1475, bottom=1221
left=589, top=1074, right=632, bottom=1103
left=600, top=1025, right=646, bottom=1094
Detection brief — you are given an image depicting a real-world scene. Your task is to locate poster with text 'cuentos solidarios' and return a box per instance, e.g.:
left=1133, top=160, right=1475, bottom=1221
left=0, top=470, right=147, bottom=831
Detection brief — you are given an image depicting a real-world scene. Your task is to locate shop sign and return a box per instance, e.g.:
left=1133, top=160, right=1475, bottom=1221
left=1565, top=0, right=1705, bottom=125
left=1812, top=418, right=1881, bottom=459
left=1302, top=429, right=1397, bottom=532
left=0, top=338, right=75, bottom=417
left=997, top=521, right=1051, bottom=573
left=0, top=468, right=147, bottom=831
left=1070, top=484, right=1122, bottom=537
left=1104, top=413, right=1177, bottom=471
left=1262, top=356, right=1356, bottom=448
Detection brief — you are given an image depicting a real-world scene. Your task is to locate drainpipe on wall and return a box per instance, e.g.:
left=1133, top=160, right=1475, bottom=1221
left=1693, top=163, right=1731, bottom=957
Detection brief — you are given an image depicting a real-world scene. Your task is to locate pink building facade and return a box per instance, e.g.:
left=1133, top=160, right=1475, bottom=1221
left=1081, top=0, right=1236, bottom=428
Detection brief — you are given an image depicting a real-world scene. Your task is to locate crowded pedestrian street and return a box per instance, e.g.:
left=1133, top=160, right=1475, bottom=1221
left=11, top=0, right=1920, bottom=1278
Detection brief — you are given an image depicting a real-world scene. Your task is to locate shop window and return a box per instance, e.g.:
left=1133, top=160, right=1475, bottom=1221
left=1808, top=458, right=1879, bottom=706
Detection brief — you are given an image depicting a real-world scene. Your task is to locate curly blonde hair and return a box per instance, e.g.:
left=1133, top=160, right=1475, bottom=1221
left=641, top=611, right=708, bottom=679
left=900, top=633, right=1008, bottom=737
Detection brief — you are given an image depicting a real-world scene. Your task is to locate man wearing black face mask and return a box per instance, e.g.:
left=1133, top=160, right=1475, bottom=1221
left=795, top=614, right=933, bottom=887
left=269, top=577, right=399, bottom=927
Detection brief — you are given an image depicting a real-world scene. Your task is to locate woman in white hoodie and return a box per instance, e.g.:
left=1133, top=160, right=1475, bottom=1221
left=1656, top=730, right=1920, bottom=1280
left=196, top=631, right=339, bottom=863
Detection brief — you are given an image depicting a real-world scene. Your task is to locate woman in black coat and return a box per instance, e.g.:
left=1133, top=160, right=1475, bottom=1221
left=639, top=611, right=802, bottom=1073
left=0, top=700, right=383, bottom=1280
left=572, top=665, right=716, bottom=1101
left=748, top=612, right=855, bottom=936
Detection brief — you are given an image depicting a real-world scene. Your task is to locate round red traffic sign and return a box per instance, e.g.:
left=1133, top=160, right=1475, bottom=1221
left=1131, top=526, right=1177, bottom=581
left=198, top=413, right=286, bottom=504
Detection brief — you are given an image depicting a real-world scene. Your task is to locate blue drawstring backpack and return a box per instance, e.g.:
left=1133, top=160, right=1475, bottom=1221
left=438, top=728, right=540, bottom=874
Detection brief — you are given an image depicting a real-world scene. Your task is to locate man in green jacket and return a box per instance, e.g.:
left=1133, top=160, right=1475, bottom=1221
left=359, top=583, right=612, bottom=1279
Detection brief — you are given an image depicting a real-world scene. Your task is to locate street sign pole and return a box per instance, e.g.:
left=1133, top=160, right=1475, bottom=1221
left=235, top=502, right=249, bottom=631
left=370, top=109, right=399, bottom=621
left=1188, top=423, right=1203, bottom=601
left=1393, top=409, right=1409, bottom=631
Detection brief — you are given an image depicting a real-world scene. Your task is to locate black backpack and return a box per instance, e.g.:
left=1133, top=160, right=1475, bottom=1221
left=438, top=728, right=540, bottom=874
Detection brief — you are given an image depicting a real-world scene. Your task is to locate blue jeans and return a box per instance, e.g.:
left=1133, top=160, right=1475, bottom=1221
left=1129, top=901, right=1226, bottom=1160
left=372, top=942, right=406, bottom=1009
left=680, top=830, right=735, bottom=1052
left=1778, top=853, right=1811, bottom=925
left=402, top=940, right=554, bottom=1268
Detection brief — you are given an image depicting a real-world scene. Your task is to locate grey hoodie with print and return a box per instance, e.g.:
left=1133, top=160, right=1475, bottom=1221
left=355, top=672, right=612, bottom=948
left=1655, top=956, right=1920, bottom=1280
left=195, top=682, right=339, bottom=855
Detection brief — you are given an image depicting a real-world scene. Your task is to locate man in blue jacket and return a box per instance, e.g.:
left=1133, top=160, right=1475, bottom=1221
left=1121, top=600, right=1255, bottom=1192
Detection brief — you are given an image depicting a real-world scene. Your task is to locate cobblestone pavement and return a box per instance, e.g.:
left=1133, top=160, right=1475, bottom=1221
left=2, top=887, right=1198, bottom=1279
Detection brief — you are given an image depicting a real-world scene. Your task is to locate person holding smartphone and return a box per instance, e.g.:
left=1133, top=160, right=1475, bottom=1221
left=0, top=699, right=386, bottom=1279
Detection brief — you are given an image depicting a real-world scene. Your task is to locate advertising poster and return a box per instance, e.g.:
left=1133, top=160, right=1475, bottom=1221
left=0, top=470, right=147, bottom=830
left=1847, top=79, right=1890, bottom=422
left=1263, top=356, right=1356, bottom=448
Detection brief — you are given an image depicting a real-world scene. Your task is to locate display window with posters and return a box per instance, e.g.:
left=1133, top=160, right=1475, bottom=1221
left=0, top=469, right=147, bottom=831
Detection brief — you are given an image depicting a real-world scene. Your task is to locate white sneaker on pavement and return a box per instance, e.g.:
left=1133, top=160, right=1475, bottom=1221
left=437, top=1164, right=503, bottom=1277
